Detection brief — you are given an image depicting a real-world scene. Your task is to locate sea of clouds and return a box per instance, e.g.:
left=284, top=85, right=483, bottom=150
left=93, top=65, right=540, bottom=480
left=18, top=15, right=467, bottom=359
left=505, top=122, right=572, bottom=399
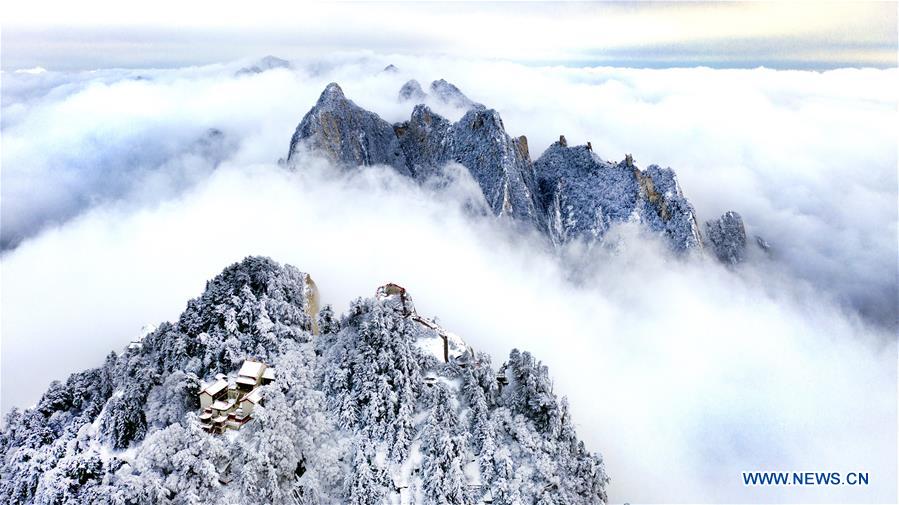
left=1, top=55, right=896, bottom=502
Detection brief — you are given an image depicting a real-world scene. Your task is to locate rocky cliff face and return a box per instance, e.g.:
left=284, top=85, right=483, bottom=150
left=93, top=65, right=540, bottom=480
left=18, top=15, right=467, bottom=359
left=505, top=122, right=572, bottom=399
left=705, top=211, right=748, bottom=264
left=288, top=79, right=751, bottom=259
left=637, top=165, right=705, bottom=251
left=393, top=104, right=452, bottom=178
left=448, top=108, right=540, bottom=225
left=286, top=83, right=410, bottom=176
left=533, top=142, right=702, bottom=250
left=394, top=105, right=545, bottom=229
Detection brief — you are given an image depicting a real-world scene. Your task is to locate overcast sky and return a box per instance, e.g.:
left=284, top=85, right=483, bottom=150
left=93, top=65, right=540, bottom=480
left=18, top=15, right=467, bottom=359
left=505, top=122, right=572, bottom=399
left=2, top=1, right=897, bottom=71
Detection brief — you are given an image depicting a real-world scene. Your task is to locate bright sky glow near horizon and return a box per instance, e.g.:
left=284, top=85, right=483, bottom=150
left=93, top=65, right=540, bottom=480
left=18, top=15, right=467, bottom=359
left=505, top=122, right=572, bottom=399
left=2, top=1, right=897, bottom=70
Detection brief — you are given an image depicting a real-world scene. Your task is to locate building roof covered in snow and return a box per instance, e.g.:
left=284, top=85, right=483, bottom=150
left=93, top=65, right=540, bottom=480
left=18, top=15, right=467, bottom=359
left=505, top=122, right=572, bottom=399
left=236, top=376, right=257, bottom=387
left=201, top=378, right=228, bottom=397
left=238, top=360, right=266, bottom=380
left=211, top=399, right=235, bottom=411
left=243, top=388, right=263, bottom=405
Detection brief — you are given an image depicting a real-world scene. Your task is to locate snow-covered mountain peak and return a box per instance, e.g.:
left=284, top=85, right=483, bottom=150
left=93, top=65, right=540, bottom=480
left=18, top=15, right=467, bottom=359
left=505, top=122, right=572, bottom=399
left=0, top=257, right=609, bottom=504
left=287, top=81, right=752, bottom=260
left=318, top=82, right=346, bottom=103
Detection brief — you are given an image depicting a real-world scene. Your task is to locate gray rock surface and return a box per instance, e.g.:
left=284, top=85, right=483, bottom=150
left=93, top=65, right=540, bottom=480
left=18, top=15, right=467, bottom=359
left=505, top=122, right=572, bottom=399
left=640, top=165, right=704, bottom=251
left=705, top=211, right=747, bottom=264
left=535, top=143, right=636, bottom=244
left=286, top=83, right=410, bottom=175
left=393, top=104, right=451, bottom=178
left=534, top=144, right=702, bottom=250
left=395, top=104, right=545, bottom=229
left=398, top=79, right=428, bottom=103
left=444, top=108, right=542, bottom=226
left=287, top=81, right=743, bottom=257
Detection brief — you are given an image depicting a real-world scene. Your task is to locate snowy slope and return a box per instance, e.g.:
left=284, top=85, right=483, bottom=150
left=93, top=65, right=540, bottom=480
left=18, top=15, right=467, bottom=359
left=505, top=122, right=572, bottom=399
left=0, top=257, right=608, bottom=505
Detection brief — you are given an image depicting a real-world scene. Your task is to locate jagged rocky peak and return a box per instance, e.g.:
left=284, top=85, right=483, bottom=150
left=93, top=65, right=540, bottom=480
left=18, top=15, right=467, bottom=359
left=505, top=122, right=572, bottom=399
left=408, top=103, right=449, bottom=130
left=534, top=141, right=702, bottom=250
left=394, top=104, right=452, bottom=178
left=398, top=79, right=427, bottom=103
left=393, top=102, right=543, bottom=227
left=429, top=78, right=480, bottom=109
left=283, top=82, right=747, bottom=258
left=235, top=55, right=291, bottom=76
left=535, top=139, right=630, bottom=244
left=705, top=211, right=748, bottom=264
left=637, top=165, right=704, bottom=251
left=319, top=81, right=344, bottom=101
left=403, top=104, right=544, bottom=228
left=286, top=83, right=410, bottom=175
left=382, top=63, right=399, bottom=73
left=449, top=108, right=540, bottom=221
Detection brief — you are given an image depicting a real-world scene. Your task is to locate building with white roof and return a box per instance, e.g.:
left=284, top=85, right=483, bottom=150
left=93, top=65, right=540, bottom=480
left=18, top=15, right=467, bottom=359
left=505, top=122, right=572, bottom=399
left=199, top=378, right=229, bottom=409
left=238, top=360, right=266, bottom=381
left=199, top=359, right=274, bottom=434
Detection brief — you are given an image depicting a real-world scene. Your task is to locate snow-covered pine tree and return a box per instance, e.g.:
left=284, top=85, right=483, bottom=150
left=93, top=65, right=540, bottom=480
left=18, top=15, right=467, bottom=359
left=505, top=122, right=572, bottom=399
left=133, top=420, right=228, bottom=503
left=420, top=384, right=470, bottom=505
left=316, top=304, right=340, bottom=339
left=469, top=385, right=497, bottom=486
left=321, top=297, right=422, bottom=462
left=501, top=349, right=560, bottom=433
left=345, top=440, right=386, bottom=505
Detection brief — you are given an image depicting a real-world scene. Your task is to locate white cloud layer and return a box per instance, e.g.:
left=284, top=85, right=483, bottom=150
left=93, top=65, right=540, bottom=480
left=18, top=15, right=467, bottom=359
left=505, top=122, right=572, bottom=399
left=1, top=55, right=896, bottom=503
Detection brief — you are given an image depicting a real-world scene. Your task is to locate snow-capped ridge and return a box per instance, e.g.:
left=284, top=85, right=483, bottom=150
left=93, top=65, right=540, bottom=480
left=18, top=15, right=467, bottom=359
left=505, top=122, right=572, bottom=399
left=287, top=82, right=752, bottom=261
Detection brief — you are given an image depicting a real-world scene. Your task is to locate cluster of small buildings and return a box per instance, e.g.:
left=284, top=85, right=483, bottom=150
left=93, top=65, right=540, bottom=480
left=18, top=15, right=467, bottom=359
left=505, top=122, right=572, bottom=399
left=198, top=359, right=275, bottom=434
